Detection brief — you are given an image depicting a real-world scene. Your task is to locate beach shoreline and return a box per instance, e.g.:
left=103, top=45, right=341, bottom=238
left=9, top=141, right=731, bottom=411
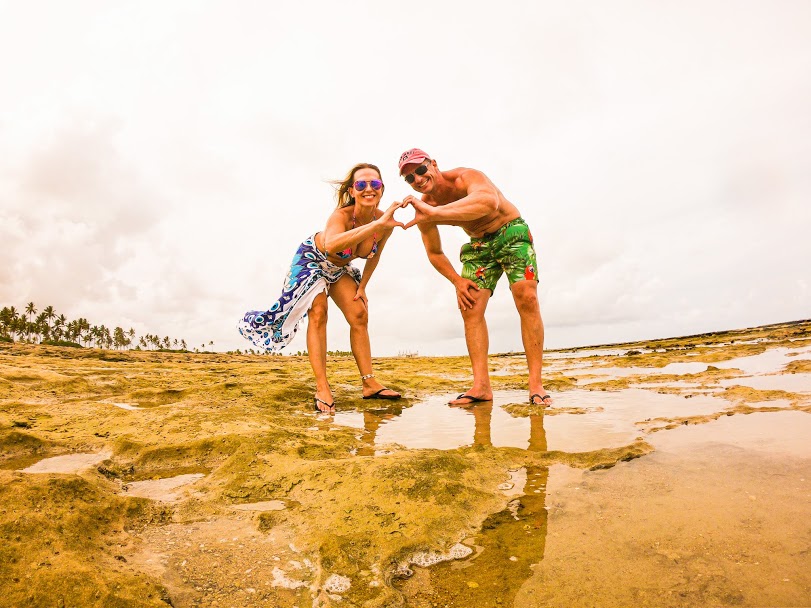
left=1, top=320, right=809, bottom=606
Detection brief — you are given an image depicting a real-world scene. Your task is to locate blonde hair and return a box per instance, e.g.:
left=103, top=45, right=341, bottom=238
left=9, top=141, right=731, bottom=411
left=331, top=163, right=384, bottom=209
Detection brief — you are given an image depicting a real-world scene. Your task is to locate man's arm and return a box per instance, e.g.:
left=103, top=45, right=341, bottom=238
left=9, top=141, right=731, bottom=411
left=419, top=224, right=480, bottom=310
left=427, top=170, right=499, bottom=223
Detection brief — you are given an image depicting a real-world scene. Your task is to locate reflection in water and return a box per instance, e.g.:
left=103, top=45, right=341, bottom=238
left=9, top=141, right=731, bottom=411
left=356, top=407, right=401, bottom=456
left=335, top=389, right=724, bottom=454
left=395, top=405, right=548, bottom=606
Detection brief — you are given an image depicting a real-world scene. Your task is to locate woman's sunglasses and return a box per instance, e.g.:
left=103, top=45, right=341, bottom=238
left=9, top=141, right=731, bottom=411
left=353, top=179, right=383, bottom=191
left=403, top=161, right=430, bottom=184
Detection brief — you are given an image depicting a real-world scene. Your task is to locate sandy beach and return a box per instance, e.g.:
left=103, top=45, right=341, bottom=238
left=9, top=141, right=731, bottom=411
left=1, top=320, right=809, bottom=607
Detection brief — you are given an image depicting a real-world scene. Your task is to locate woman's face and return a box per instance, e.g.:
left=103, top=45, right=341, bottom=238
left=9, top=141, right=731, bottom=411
left=350, top=168, right=384, bottom=207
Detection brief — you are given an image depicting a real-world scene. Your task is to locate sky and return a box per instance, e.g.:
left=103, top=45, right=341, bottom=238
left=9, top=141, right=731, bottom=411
left=1, top=0, right=810, bottom=356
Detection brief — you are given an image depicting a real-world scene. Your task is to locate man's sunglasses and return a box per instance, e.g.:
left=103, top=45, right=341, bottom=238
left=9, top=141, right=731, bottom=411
left=403, top=161, right=430, bottom=184
left=353, top=179, right=383, bottom=191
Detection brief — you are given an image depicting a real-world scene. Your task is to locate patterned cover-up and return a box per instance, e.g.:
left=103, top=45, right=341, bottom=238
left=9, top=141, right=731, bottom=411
left=238, top=235, right=361, bottom=352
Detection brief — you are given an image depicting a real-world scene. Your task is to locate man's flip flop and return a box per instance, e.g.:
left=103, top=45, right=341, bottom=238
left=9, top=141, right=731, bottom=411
left=313, top=396, right=335, bottom=411
left=529, top=393, right=552, bottom=406
left=453, top=393, right=492, bottom=404
left=362, top=388, right=401, bottom=400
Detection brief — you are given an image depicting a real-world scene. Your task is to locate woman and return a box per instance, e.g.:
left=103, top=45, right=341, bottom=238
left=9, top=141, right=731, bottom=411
left=238, top=163, right=405, bottom=412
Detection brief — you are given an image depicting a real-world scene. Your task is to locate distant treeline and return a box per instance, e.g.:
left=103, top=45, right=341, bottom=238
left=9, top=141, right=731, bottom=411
left=0, top=302, right=214, bottom=352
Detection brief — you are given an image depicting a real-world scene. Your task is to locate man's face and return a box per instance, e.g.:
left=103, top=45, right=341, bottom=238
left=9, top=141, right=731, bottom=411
left=401, top=159, right=433, bottom=193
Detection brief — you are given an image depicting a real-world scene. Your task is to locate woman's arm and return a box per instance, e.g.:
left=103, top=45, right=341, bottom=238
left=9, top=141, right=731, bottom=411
left=322, top=200, right=405, bottom=255
left=352, top=202, right=406, bottom=304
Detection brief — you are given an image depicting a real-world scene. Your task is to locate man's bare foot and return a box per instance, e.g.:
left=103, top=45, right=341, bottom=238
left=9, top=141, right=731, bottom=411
left=529, top=392, right=552, bottom=407
left=362, top=387, right=401, bottom=400
left=449, top=391, right=493, bottom=407
left=362, top=376, right=401, bottom=400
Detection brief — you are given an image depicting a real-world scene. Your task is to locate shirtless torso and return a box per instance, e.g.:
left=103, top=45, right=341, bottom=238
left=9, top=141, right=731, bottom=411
left=314, top=205, right=383, bottom=266
left=419, top=166, right=521, bottom=237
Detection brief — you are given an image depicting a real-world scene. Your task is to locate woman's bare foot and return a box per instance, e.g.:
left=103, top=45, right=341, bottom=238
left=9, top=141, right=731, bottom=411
left=313, top=388, right=335, bottom=413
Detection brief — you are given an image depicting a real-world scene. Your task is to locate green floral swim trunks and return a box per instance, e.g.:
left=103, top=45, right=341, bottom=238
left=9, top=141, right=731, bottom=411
left=460, top=218, right=538, bottom=293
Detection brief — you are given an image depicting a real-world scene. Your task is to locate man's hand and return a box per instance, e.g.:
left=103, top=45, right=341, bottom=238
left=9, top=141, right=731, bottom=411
left=454, top=278, right=480, bottom=310
left=403, top=196, right=433, bottom=230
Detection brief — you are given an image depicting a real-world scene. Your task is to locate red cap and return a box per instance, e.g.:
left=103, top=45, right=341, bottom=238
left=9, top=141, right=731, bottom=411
left=398, top=148, right=430, bottom=174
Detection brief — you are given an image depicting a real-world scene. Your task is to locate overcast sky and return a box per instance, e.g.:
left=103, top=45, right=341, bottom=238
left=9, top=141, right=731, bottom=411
left=1, top=1, right=809, bottom=356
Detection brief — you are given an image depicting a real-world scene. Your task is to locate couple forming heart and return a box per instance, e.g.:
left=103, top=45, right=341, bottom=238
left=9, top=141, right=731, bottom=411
left=238, top=148, right=552, bottom=413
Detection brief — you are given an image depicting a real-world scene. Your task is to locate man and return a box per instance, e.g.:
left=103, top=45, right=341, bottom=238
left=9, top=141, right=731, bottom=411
left=398, top=148, right=552, bottom=406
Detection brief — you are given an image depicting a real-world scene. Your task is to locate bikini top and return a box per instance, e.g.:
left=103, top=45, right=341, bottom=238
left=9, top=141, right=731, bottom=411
left=334, top=213, right=378, bottom=260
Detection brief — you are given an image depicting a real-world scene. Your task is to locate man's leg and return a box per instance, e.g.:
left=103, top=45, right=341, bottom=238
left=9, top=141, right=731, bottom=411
left=510, top=279, right=552, bottom=405
left=449, top=288, right=494, bottom=405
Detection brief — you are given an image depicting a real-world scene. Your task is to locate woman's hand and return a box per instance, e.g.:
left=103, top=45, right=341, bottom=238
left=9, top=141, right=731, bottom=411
left=378, top=200, right=408, bottom=230
left=353, top=285, right=369, bottom=308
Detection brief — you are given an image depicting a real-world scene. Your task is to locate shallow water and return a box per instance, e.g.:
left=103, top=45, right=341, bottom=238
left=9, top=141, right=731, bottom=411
left=546, top=348, right=633, bottom=359
left=563, top=347, right=811, bottom=382
left=718, top=372, right=811, bottom=393
left=105, top=401, right=142, bottom=410
left=123, top=473, right=205, bottom=502
left=231, top=500, right=287, bottom=512
left=711, top=347, right=811, bottom=375
left=569, top=361, right=712, bottom=380
left=522, top=410, right=811, bottom=608
left=649, top=409, right=811, bottom=458
left=334, top=389, right=727, bottom=453
left=19, top=450, right=112, bottom=474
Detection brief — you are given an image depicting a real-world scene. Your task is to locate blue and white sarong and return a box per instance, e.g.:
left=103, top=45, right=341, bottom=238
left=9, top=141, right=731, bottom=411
left=238, top=235, right=361, bottom=353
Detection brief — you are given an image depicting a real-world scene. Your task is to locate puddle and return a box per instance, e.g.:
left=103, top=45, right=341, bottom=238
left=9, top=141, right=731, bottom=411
left=231, top=500, right=287, bottom=512
left=718, top=373, right=811, bottom=393
left=334, top=390, right=726, bottom=454
left=395, top=461, right=550, bottom=606
left=499, top=468, right=527, bottom=496
left=123, top=473, right=205, bottom=502
left=649, top=410, right=811, bottom=458
left=397, top=407, right=811, bottom=606
left=566, top=347, right=811, bottom=382
left=19, top=450, right=112, bottom=474
left=104, top=401, right=142, bottom=410
left=546, top=348, right=632, bottom=359
left=570, top=361, right=713, bottom=381
left=635, top=381, right=704, bottom=389
left=711, top=347, right=811, bottom=375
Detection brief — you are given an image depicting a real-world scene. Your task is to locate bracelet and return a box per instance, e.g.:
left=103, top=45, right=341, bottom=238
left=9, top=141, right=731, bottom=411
left=361, top=373, right=375, bottom=380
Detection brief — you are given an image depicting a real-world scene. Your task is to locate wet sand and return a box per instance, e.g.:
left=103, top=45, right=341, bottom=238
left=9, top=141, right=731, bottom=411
left=0, top=320, right=809, bottom=606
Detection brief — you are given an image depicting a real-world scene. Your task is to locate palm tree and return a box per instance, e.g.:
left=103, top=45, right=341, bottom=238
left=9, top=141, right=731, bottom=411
left=9, top=306, right=20, bottom=340
left=43, top=305, right=56, bottom=335
left=0, top=307, right=11, bottom=338
left=113, top=327, right=126, bottom=350
left=35, top=312, right=48, bottom=342
left=54, top=314, right=67, bottom=341
left=25, top=302, right=36, bottom=341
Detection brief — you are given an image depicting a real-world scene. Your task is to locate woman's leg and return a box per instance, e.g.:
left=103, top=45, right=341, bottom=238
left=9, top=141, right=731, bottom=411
left=306, top=290, right=333, bottom=411
left=329, top=275, right=399, bottom=398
